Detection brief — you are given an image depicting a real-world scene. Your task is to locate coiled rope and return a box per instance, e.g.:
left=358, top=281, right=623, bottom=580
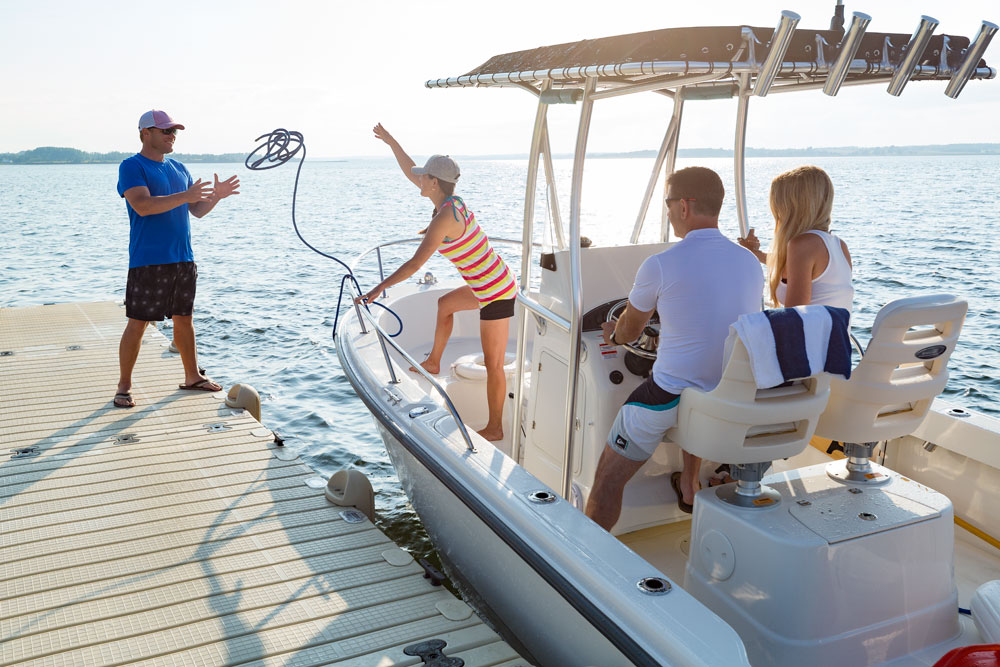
left=245, top=129, right=401, bottom=339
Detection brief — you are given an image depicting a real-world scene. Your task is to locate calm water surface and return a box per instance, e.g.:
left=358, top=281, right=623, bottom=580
left=3, top=154, right=999, bottom=559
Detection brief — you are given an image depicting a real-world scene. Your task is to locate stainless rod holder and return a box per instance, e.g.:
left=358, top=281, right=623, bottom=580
left=887, top=15, right=939, bottom=96
left=823, top=12, right=872, bottom=96
left=945, top=21, right=999, bottom=99
left=753, top=10, right=801, bottom=97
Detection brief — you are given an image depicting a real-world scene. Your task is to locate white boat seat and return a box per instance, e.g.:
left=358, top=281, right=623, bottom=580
left=815, top=294, right=967, bottom=484
left=452, top=352, right=516, bottom=381
left=667, top=331, right=831, bottom=507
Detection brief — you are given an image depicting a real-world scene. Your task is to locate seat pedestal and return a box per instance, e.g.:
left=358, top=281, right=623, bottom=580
left=684, top=462, right=959, bottom=667
left=826, top=441, right=893, bottom=485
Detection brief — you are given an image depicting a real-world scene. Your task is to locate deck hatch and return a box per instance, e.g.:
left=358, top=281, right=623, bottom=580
left=789, top=486, right=940, bottom=543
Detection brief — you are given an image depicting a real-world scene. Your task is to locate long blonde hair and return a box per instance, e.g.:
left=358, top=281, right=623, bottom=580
left=766, top=166, right=834, bottom=306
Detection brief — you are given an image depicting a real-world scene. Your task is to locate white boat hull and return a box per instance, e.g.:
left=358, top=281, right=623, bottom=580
left=336, top=291, right=752, bottom=666
left=337, top=274, right=1000, bottom=667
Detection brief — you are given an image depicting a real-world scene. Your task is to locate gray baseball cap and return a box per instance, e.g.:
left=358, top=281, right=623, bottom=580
left=411, top=154, right=460, bottom=183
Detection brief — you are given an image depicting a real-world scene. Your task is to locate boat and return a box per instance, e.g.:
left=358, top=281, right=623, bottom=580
left=336, top=8, right=1000, bottom=666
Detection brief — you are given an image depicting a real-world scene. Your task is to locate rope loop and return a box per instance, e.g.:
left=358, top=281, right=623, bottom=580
left=246, top=129, right=304, bottom=171
left=246, top=129, right=402, bottom=339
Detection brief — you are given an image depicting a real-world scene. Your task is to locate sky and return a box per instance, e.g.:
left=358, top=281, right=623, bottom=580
left=1, top=0, right=997, bottom=158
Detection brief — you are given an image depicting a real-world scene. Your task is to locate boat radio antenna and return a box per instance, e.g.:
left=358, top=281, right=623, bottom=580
left=831, top=0, right=846, bottom=33
left=245, top=129, right=402, bottom=340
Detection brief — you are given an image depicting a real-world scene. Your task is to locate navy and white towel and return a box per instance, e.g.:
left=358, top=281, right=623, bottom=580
left=731, top=305, right=852, bottom=389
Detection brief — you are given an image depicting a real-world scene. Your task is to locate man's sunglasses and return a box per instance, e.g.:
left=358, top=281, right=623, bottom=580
left=150, top=127, right=178, bottom=135
left=664, top=196, right=696, bottom=204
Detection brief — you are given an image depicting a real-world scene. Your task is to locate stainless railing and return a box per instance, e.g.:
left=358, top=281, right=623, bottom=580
left=347, top=236, right=541, bottom=454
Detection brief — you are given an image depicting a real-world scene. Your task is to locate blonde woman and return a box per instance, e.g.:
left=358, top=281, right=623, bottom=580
left=718, top=166, right=853, bottom=487
left=739, top=165, right=853, bottom=311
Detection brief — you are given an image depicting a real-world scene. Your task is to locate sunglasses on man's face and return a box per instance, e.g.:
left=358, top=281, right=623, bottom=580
left=151, top=127, right=178, bottom=135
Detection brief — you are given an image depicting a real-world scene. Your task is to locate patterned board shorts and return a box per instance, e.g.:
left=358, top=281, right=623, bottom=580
left=125, top=262, right=198, bottom=322
left=607, top=376, right=681, bottom=462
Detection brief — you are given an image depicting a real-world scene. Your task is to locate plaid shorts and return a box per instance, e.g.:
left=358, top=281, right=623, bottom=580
left=125, top=262, right=198, bottom=321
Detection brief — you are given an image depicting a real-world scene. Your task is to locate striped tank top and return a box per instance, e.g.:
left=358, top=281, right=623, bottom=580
left=437, top=196, right=517, bottom=307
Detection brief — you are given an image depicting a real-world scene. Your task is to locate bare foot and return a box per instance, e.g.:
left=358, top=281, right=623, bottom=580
left=409, top=359, right=440, bottom=374
left=708, top=464, right=735, bottom=487
left=708, top=473, right=735, bottom=487
left=476, top=426, right=504, bottom=442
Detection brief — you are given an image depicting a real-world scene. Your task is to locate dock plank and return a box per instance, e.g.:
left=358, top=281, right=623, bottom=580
left=0, top=302, right=524, bottom=666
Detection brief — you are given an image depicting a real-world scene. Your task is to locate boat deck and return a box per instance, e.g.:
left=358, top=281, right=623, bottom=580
left=400, top=336, right=520, bottom=458
left=0, top=301, right=525, bottom=666
left=620, top=490, right=1000, bottom=610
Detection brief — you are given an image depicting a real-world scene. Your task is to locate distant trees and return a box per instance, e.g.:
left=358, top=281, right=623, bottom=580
left=0, top=147, right=245, bottom=164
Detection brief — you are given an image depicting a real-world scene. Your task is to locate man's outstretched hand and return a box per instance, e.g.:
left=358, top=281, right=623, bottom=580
left=185, top=178, right=213, bottom=204
left=213, top=173, right=240, bottom=200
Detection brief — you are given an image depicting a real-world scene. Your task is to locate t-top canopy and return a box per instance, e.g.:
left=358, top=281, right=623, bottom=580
left=425, top=23, right=992, bottom=93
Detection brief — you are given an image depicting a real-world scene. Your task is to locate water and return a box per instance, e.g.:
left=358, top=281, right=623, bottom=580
left=3, top=154, right=1000, bottom=561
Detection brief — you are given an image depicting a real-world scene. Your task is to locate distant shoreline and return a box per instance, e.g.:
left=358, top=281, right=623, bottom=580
left=3, top=143, right=999, bottom=165
left=0, top=147, right=247, bottom=166
left=462, top=143, right=1000, bottom=160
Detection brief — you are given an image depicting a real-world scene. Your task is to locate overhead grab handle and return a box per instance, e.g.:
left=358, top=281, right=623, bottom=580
left=752, top=10, right=801, bottom=97
left=945, top=20, right=999, bottom=99
left=887, top=15, right=939, bottom=96
left=823, top=12, right=872, bottom=96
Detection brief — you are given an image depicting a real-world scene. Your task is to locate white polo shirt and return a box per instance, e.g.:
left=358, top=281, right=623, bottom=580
left=628, top=227, right=763, bottom=394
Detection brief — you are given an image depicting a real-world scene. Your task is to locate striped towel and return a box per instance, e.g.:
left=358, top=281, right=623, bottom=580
left=732, top=305, right=852, bottom=389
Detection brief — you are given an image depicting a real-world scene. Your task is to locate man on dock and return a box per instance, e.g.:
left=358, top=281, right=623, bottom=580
left=585, top=166, right=763, bottom=528
left=113, top=110, right=240, bottom=408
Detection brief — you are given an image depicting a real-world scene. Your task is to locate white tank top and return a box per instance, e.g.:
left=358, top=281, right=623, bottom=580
left=776, top=229, right=854, bottom=312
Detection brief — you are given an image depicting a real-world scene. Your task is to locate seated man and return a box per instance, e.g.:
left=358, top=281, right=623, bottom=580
left=585, top=166, right=763, bottom=530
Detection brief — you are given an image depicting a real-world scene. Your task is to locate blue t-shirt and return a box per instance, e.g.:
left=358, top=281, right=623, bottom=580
left=117, top=154, right=194, bottom=268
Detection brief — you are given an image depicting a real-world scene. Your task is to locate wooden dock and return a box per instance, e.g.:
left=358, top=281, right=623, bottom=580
left=0, top=301, right=525, bottom=666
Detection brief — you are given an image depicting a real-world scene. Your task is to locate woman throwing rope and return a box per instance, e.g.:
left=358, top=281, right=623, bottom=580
left=357, top=124, right=517, bottom=442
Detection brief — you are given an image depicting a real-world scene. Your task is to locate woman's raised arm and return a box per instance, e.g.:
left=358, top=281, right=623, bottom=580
left=373, top=123, right=420, bottom=187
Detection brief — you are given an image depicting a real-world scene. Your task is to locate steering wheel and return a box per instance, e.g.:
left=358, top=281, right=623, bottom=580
left=606, top=299, right=660, bottom=360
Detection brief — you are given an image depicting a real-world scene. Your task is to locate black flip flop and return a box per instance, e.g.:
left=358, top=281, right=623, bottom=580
left=178, top=378, right=222, bottom=392
left=670, top=471, right=693, bottom=514
left=113, top=392, right=135, bottom=408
